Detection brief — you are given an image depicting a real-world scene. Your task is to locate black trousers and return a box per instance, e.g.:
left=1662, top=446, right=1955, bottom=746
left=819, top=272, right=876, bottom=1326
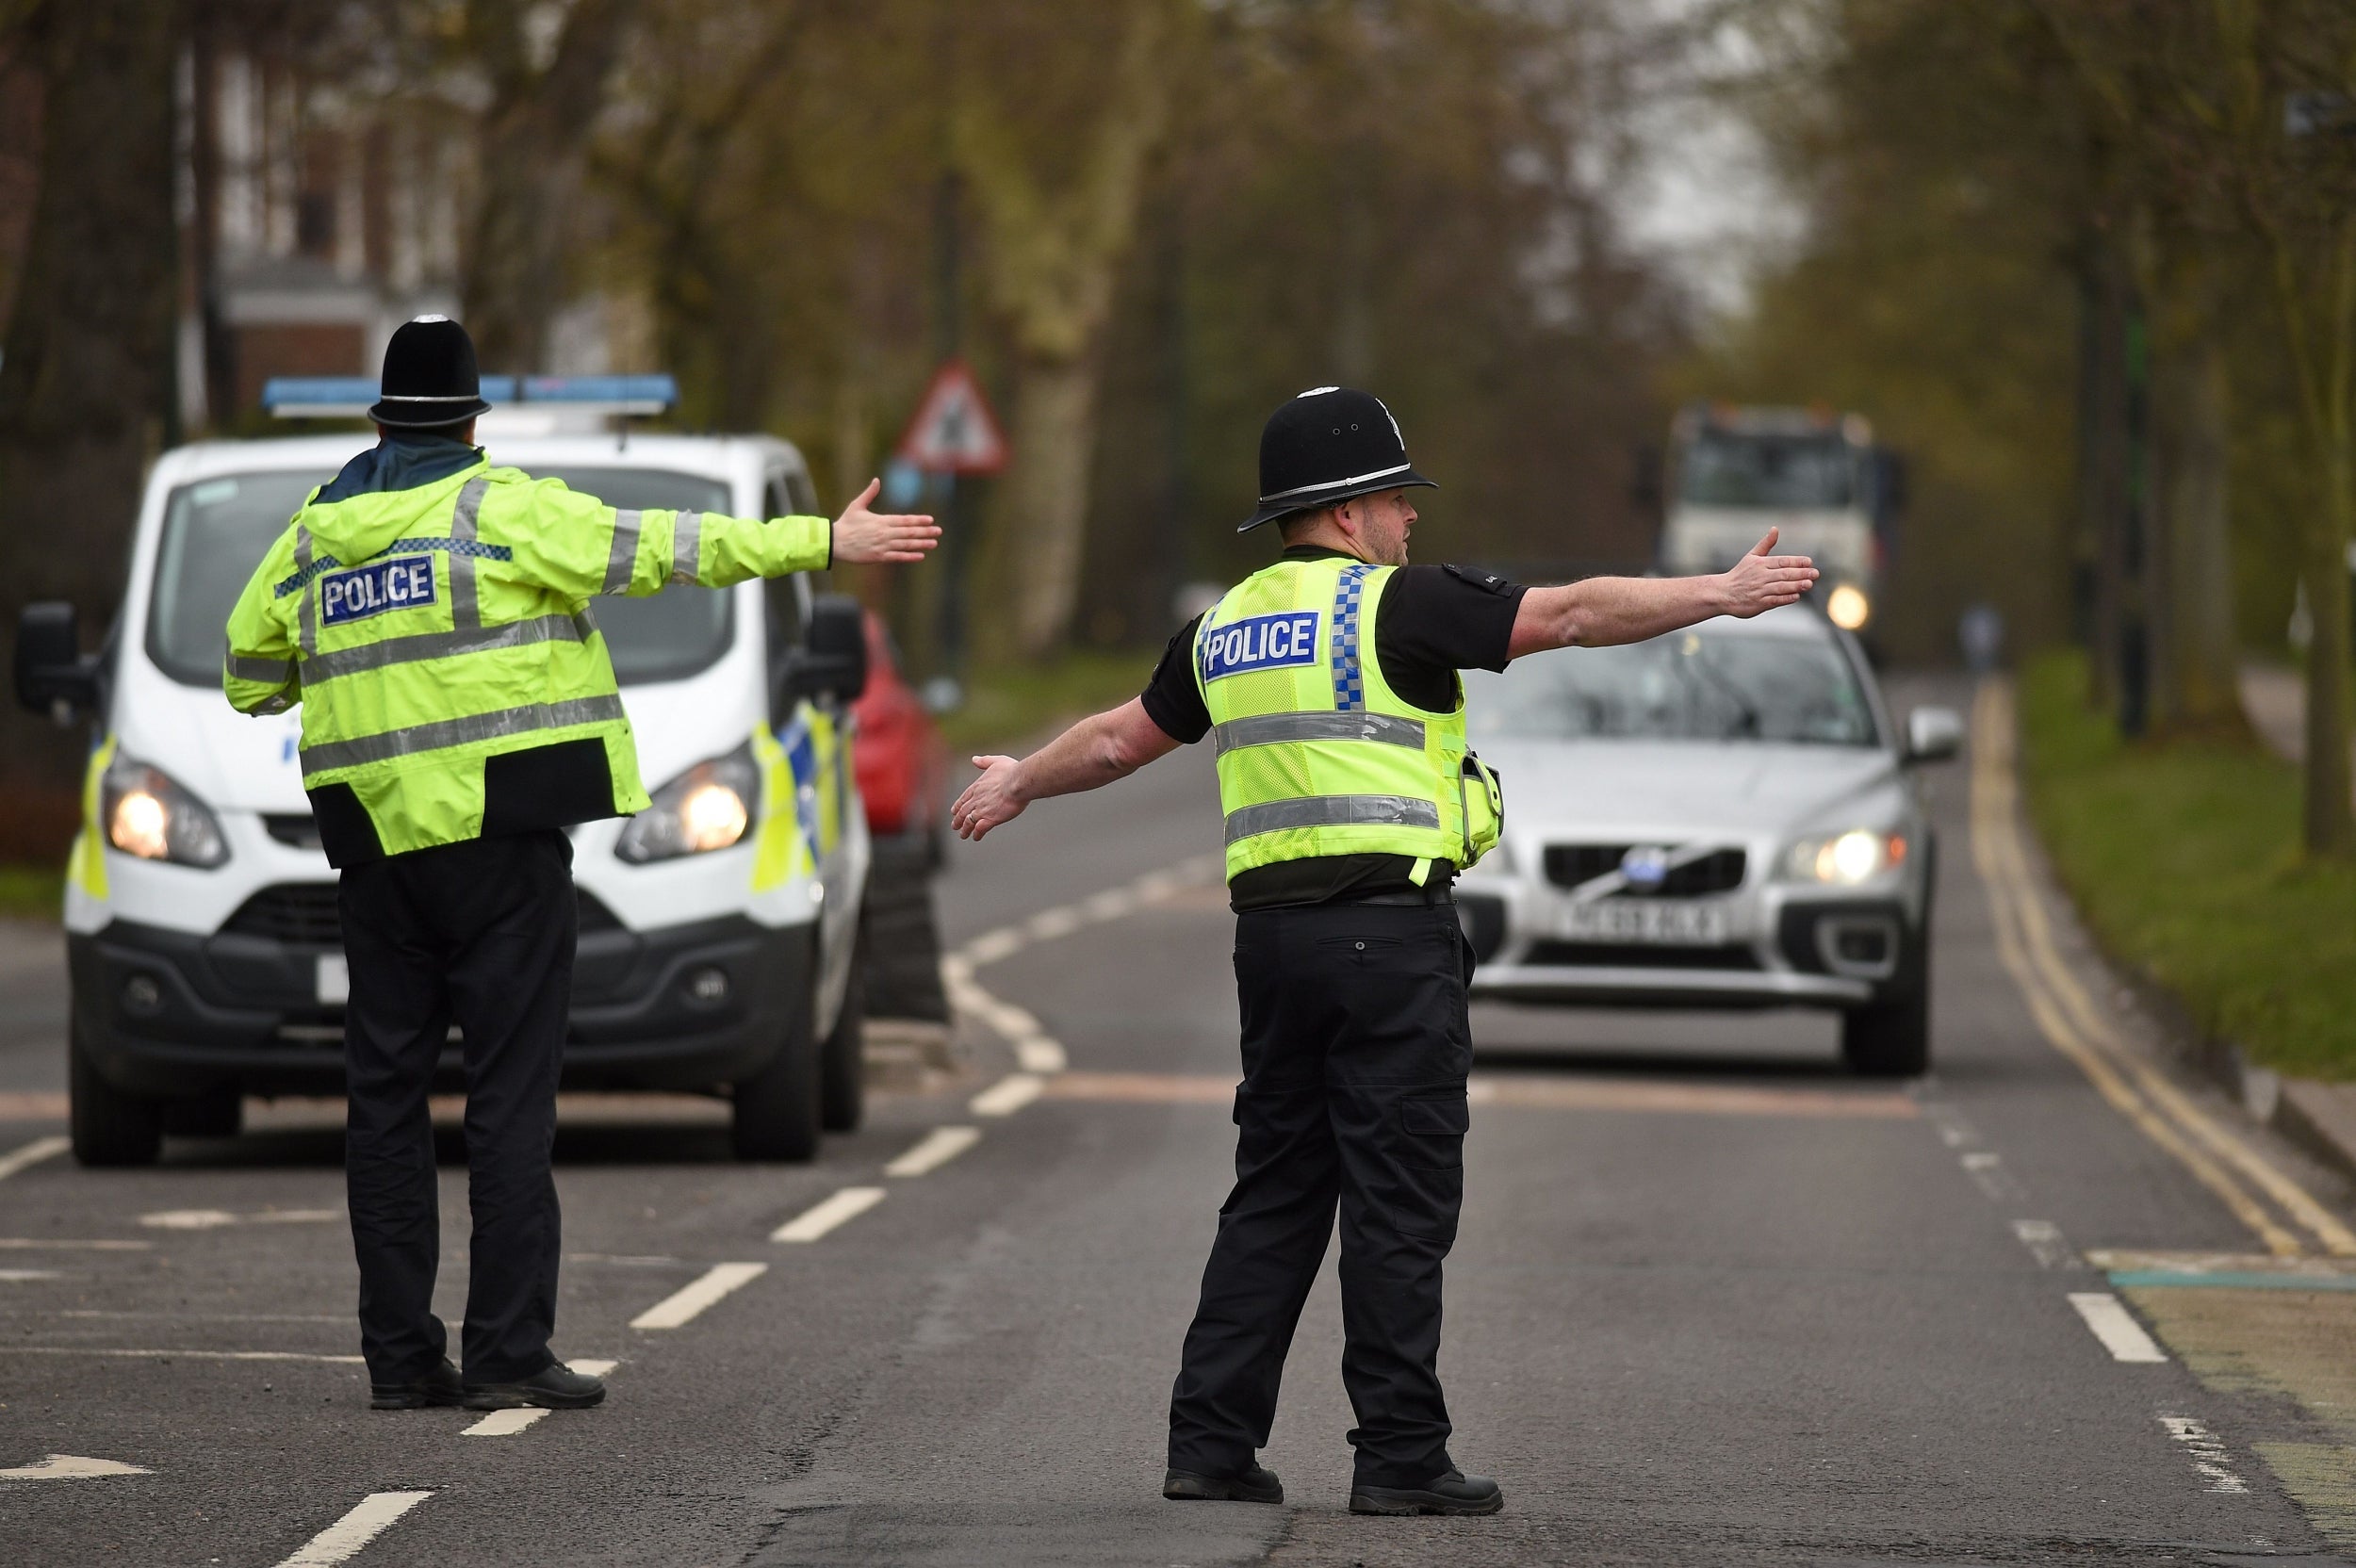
left=1168, top=900, right=1473, bottom=1487
left=337, top=829, right=576, bottom=1384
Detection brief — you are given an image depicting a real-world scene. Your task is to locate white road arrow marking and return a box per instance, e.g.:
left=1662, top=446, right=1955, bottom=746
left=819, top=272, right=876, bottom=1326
left=0, top=1453, right=152, bottom=1479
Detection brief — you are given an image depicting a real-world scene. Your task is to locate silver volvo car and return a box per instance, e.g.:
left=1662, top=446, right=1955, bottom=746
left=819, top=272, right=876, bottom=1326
left=1455, top=604, right=1961, bottom=1075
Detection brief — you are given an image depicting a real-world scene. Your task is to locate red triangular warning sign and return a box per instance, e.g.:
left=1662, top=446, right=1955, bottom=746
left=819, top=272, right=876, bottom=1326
left=895, top=360, right=1009, bottom=475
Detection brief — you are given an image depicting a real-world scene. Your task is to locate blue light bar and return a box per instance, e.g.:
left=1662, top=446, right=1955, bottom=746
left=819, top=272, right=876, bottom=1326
left=263, top=374, right=677, bottom=418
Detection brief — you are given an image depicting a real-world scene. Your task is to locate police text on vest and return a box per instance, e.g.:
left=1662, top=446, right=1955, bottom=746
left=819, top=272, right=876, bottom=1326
left=320, top=556, right=438, bottom=626
left=1200, top=611, right=1322, bottom=682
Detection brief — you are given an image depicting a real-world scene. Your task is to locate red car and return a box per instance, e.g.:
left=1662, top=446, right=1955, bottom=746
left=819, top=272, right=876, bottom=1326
left=851, top=610, right=951, bottom=861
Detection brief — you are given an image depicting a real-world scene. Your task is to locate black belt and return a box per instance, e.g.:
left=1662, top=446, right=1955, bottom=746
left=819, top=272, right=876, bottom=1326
left=1336, top=887, right=1454, bottom=906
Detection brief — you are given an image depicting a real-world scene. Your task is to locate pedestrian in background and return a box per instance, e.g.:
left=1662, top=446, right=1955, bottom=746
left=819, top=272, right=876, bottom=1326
left=222, top=317, right=938, bottom=1412
left=950, top=386, right=1815, bottom=1514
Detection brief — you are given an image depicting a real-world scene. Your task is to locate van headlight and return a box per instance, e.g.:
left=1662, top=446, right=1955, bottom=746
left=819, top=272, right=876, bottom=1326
left=1781, top=827, right=1906, bottom=885
left=615, top=742, right=759, bottom=863
left=102, top=755, right=228, bottom=868
left=1825, top=583, right=1871, bottom=631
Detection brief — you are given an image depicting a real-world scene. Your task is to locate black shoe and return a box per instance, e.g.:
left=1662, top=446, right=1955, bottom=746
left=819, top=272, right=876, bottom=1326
left=1349, top=1468, right=1503, bottom=1516
left=1163, top=1464, right=1284, bottom=1504
left=461, top=1361, right=607, bottom=1411
left=369, top=1357, right=463, bottom=1411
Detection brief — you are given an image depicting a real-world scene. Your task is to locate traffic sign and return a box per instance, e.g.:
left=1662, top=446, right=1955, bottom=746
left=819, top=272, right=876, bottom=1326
left=895, top=360, right=1008, bottom=475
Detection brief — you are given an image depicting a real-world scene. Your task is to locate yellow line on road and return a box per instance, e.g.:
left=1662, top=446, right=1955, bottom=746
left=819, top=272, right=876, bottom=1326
left=1971, top=679, right=2352, bottom=1258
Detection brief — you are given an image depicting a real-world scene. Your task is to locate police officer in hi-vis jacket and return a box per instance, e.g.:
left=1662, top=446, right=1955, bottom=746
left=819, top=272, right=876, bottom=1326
left=950, top=386, right=1815, bottom=1516
left=224, top=317, right=938, bottom=1413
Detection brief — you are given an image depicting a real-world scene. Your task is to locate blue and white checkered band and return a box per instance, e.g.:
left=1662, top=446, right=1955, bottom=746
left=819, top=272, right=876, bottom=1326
left=1330, top=564, right=1374, bottom=712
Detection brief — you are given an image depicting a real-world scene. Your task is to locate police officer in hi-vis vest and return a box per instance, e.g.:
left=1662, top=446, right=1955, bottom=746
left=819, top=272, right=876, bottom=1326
left=951, top=387, right=1815, bottom=1515
left=223, top=318, right=938, bottom=1413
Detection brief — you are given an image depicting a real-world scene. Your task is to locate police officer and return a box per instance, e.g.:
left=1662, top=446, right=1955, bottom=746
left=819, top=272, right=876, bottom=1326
left=223, top=317, right=938, bottom=1412
left=950, top=386, right=1815, bottom=1514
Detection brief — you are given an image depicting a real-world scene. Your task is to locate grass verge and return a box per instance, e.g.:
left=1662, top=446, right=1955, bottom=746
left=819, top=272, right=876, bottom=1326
left=938, top=650, right=1160, bottom=754
left=0, top=863, right=64, bottom=923
left=2019, top=650, right=2356, bottom=1080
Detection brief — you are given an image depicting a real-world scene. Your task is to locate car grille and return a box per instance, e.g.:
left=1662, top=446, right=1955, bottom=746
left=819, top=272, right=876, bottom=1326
left=222, top=883, right=342, bottom=945
left=1521, top=940, right=1761, bottom=971
left=1542, top=844, right=1746, bottom=897
left=221, top=883, right=625, bottom=945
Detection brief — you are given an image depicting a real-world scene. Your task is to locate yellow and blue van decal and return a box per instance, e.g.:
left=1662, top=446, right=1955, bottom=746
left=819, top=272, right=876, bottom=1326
left=750, top=715, right=823, bottom=891
left=68, top=733, right=116, bottom=901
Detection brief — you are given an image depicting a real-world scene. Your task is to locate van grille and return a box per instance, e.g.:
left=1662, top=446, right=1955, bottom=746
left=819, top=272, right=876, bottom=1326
left=222, top=883, right=342, bottom=945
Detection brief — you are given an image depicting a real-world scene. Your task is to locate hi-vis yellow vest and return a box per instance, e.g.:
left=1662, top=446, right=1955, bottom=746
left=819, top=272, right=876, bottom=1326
left=222, top=458, right=829, bottom=859
left=1192, top=557, right=1502, bottom=885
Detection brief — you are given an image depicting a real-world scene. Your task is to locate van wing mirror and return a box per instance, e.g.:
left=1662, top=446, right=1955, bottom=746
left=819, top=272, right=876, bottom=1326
left=14, top=601, right=102, bottom=724
left=1904, top=706, right=1963, bottom=764
left=783, top=595, right=869, bottom=706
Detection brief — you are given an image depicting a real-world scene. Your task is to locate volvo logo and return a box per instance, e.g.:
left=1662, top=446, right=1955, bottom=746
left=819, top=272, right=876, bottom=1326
left=1620, top=845, right=1672, bottom=889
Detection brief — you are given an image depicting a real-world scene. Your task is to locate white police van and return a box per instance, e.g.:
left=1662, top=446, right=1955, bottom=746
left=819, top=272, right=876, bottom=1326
left=14, top=377, right=874, bottom=1166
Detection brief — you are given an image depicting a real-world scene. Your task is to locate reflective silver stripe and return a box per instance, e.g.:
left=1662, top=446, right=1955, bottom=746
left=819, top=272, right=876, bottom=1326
left=225, top=653, right=296, bottom=685
left=300, top=694, right=627, bottom=774
left=1212, top=711, right=1425, bottom=755
left=1222, top=793, right=1440, bottom=844
left=572, top=606, right=598, bottom=642
left=601, top=510, right=642, bottom=595
left=669, top=510, right=702, bottom=585
left=1257, top=462, right=1411, bottom=504
left=303, top=612, right=588, bottom=682
left=449, top=477, right=488, bottom=629
left=295, top=528, right=318, bottom=657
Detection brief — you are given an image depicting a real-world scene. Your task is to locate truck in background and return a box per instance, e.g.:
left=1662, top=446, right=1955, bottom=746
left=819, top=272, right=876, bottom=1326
left=1657, top=404, right=1904, bottom=644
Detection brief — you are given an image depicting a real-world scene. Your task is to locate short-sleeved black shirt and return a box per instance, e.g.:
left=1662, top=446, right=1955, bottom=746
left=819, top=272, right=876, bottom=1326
left=1141, top=547, right=1526, bottom=911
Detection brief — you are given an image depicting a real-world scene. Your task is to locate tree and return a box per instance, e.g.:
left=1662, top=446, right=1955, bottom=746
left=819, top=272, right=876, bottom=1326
left=455, top=0, right=637, bottom=373
left=954, top=0, right=1181, bottom=663
left=2032, top=0, right=2356, bottom=854
left=0, top=0, right=182, bottom=815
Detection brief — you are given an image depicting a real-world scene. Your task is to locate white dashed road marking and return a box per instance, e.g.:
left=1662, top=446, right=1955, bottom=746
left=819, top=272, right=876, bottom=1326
left=0, top=1268, right=59, bottom=1282
left=1960, top=1151, right=2026, bottom=1203
left=0, top=1453, right=151, bottom=1479
left=2067, top=1292, right=2168, bottom=1364
left=885, top=1126, right=980, bottom=1178
left=0, top=1347, right=365, bottom=1363
left=139, top=1207, right=340, bottom=1230
left=772, top=1186, right=886, bottom=1244
left=274, top=1490, right=434, bottom=1568
left=0, top=1135, right=69, bottom=1183
left=630, top=1264, right=767, bottom=1331
left=970, top=1073, right=1044, bottom=1118
left=461, top=1359, right=619, bottom=1436
left=2158, top=1413, right=2250, bottom=1494
left=2011, top=1219, right=2083, bottom=1271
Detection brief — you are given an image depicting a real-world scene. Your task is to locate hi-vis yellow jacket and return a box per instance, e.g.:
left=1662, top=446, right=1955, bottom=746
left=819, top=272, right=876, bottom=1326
left=1191, top=556, right=1502, bottom=886
left=222, top=452, right=828, bottom=866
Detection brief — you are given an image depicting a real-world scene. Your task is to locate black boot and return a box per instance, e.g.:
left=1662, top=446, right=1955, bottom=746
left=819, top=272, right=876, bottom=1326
left=1349, top=1467, right=1503, bottom=1516
left=461, top=1361, right=607, bottom=1411
left=369, top=1356, right=463, bottom=1411
left=1163, top=1463, right=1284, bottom=1504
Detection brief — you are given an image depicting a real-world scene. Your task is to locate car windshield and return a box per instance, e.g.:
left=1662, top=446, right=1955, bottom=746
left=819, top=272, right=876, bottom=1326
left=1678, top=432, right=1856, bottom=510
left=144, top=464, right=737, bottom=689
left=1463, top=624, right=1878, bottom=746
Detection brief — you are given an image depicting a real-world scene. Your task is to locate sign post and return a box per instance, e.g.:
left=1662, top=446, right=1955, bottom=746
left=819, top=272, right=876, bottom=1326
left=894, top=361, right=1008, bottom=678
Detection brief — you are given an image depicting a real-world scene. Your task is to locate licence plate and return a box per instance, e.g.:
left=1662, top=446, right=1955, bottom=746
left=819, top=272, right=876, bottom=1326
left=1557, top=900, right=1730, bottom=946
left=316, top=953, right=350, bottom=1004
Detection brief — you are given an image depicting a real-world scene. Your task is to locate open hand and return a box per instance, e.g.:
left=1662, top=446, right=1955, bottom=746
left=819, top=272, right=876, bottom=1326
left=950, top=755, right=1025, bottom=841
left=1719, top=529, right=1818, bottom=618
left=829, top=479, right=940, bottom=564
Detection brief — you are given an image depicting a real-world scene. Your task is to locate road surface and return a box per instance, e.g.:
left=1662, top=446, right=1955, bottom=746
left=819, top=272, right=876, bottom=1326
left=2, top=673, right=2353, bottom=1567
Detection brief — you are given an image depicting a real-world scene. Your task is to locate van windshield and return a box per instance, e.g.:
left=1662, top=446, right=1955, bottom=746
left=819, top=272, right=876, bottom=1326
left=145, top=465, right=739, bottom=689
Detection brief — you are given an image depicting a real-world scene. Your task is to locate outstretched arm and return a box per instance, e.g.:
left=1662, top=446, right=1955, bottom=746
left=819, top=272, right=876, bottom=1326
left=1507, top=528, right=1818, bottom=659
left=951, top=697, right=1180, bottom=841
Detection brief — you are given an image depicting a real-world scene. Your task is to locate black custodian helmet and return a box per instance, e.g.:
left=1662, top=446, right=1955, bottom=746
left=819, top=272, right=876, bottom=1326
left=1238, top=386, right=1436, bottom=532
left=368, top=315, right=493, bottom=429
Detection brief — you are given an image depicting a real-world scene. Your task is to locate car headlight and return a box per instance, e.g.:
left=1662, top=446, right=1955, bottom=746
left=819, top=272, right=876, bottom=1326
left=1781, top=827, right=1906, bottom=885
left=1825, top=583, right=1871, bottom=631
left=102, top=755, right=228, bottom=868
left=615, top=742, right=760, bottom=864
